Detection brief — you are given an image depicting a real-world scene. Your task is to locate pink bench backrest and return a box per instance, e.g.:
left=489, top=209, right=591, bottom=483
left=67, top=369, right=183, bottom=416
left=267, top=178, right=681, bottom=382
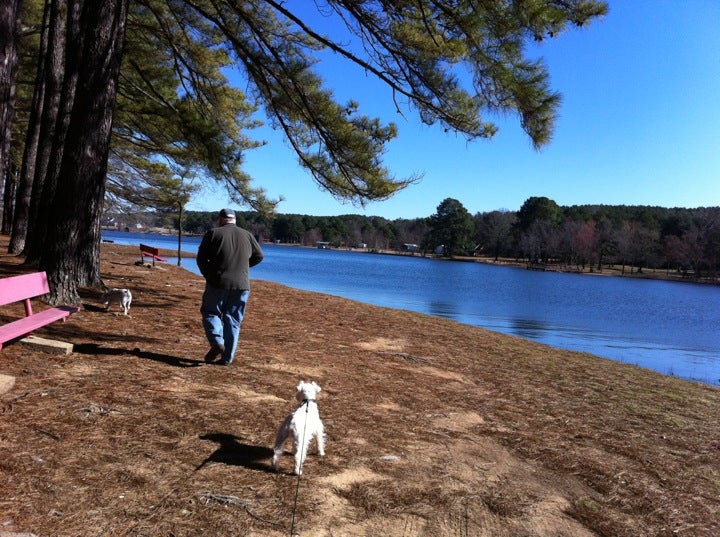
left=0, top=272, right=51, bottom=307
left=140, top=243, right=159, bottom=255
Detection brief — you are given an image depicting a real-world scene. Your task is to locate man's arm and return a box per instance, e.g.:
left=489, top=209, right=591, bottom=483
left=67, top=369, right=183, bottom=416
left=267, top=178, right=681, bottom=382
left=249, top=234, right=264, bottom=267
left=196, top=231, right=212, bottom=276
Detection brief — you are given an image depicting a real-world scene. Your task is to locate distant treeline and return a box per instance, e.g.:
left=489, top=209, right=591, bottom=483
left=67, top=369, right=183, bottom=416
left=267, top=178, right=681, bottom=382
left=110, top=197, right=720, bottom=278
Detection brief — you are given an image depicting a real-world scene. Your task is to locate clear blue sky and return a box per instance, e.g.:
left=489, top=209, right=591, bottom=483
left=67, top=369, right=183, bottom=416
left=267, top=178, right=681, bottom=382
left=188, top=1, right=720, bottom=220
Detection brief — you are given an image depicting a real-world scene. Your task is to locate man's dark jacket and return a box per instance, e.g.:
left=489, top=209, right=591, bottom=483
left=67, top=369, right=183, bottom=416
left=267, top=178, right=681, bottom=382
left=196, top=223, right=264, bottom=290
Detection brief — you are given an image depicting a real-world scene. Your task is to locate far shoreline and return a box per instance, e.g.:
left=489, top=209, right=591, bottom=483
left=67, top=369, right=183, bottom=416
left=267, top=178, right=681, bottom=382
left=103, top=227, right=719, bottom=287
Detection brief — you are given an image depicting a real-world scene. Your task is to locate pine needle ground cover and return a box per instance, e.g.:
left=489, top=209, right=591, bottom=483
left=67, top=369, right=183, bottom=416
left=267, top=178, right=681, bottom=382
left=1, top=238, right=718, bottom=536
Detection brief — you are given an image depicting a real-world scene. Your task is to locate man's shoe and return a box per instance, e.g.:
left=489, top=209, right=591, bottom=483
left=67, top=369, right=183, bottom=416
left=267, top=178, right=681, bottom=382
left=203, top=344, right=225, bottom=363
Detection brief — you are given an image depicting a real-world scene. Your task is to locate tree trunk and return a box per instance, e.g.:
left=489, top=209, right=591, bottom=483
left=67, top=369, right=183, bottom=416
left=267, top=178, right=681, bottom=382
left=0, top=0, right=24, bottom=205
left=9, top=0, right=53, bottom=254
left=177, top=204, right=183, bottom=266
left=40, top=0, right=129, bottom=305
left=1, top=160, right=17, bottom=234
left=23, top=0, right=71, bottom=262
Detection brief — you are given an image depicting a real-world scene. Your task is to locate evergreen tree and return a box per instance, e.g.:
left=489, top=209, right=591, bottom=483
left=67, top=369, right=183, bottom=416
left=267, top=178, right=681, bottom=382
left=425, top=198, right=474, bottom=256
left=0, top=0, right=24, bottom=204
left=2, top=0, right=608, bottom=303
left=108, top=0, right=268, bottom=212
left=272, top=214, right=305, bottom=243
left=41, top=0, right=129, bottom=303
left=517, top=196, right=563, bottom=231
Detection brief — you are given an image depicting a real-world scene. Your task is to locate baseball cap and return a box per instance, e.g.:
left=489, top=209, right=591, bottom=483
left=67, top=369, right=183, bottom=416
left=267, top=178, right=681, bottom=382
left=218, top=208, right=235, bottom=219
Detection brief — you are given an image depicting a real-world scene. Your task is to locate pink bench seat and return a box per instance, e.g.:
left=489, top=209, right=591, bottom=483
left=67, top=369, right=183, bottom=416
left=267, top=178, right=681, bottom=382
left=0, top=271, right=80, bottom=349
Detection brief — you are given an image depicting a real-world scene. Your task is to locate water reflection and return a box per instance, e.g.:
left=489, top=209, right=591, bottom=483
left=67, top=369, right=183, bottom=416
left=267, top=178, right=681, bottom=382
left=427, top=301, right=460, bottom=319
left=510, top=318, right=552, bottom=339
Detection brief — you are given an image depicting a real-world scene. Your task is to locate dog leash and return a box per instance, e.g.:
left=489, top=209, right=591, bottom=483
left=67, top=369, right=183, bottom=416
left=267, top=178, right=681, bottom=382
left=290, top=398, right=313, bottom=536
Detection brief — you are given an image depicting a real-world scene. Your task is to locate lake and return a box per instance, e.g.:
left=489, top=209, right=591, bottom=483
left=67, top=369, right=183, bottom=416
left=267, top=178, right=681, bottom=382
left=103, top=230, right=720, bottom=386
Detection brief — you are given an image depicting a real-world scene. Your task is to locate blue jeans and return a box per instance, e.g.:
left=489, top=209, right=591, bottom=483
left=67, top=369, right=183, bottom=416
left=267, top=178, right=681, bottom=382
left=201, top=285, right=250, bottom=364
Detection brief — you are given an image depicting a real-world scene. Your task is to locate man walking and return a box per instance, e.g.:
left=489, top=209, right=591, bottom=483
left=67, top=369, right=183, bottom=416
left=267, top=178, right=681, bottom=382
left=196, top=209, right=264, bottom=365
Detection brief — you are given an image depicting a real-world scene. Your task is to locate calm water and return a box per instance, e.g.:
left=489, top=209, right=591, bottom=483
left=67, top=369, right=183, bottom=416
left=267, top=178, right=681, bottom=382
left=104, top=230, right=720, bottom=386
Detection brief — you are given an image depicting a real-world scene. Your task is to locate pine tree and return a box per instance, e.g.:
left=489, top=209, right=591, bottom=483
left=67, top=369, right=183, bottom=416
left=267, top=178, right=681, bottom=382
left=425, top=198, right=474, bottom=256
left=3, top=0, right=607, bottom=303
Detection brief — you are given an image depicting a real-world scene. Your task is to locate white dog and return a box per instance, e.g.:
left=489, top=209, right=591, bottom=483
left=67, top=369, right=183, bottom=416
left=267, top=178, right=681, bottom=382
left=102, top=288, right=132, bottom=315
left=272, top=380, right=326, bottom=475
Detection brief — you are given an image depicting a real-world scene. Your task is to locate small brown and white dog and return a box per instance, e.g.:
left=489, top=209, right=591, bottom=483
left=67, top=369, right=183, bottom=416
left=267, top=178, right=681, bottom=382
left=102, top=288, right=132, bottom=315
left=272, top=380, right=326, bottom=475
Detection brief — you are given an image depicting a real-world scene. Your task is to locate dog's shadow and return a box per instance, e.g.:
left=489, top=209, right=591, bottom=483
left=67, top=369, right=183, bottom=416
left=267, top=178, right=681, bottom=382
left=197, top=432, right=274, bottom=472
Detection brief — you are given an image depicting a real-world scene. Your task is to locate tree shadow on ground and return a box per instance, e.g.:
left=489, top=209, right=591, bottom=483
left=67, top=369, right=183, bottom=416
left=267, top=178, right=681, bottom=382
left=197, top=432, right=274, bottom=472
left=73, top=343, right=204, bottom=368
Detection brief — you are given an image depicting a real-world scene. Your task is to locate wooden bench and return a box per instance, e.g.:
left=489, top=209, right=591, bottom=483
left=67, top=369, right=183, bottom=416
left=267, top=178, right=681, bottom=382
left=139, top=243, right=167, bottom=266
left=0, top=271, right=81, bottom=349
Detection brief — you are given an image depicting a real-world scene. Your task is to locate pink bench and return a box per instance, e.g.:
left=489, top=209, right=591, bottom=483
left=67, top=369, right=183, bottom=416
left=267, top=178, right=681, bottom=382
left=139, top=243, right=167, bottom=267
left=0, top=271, right=80, bottom=349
